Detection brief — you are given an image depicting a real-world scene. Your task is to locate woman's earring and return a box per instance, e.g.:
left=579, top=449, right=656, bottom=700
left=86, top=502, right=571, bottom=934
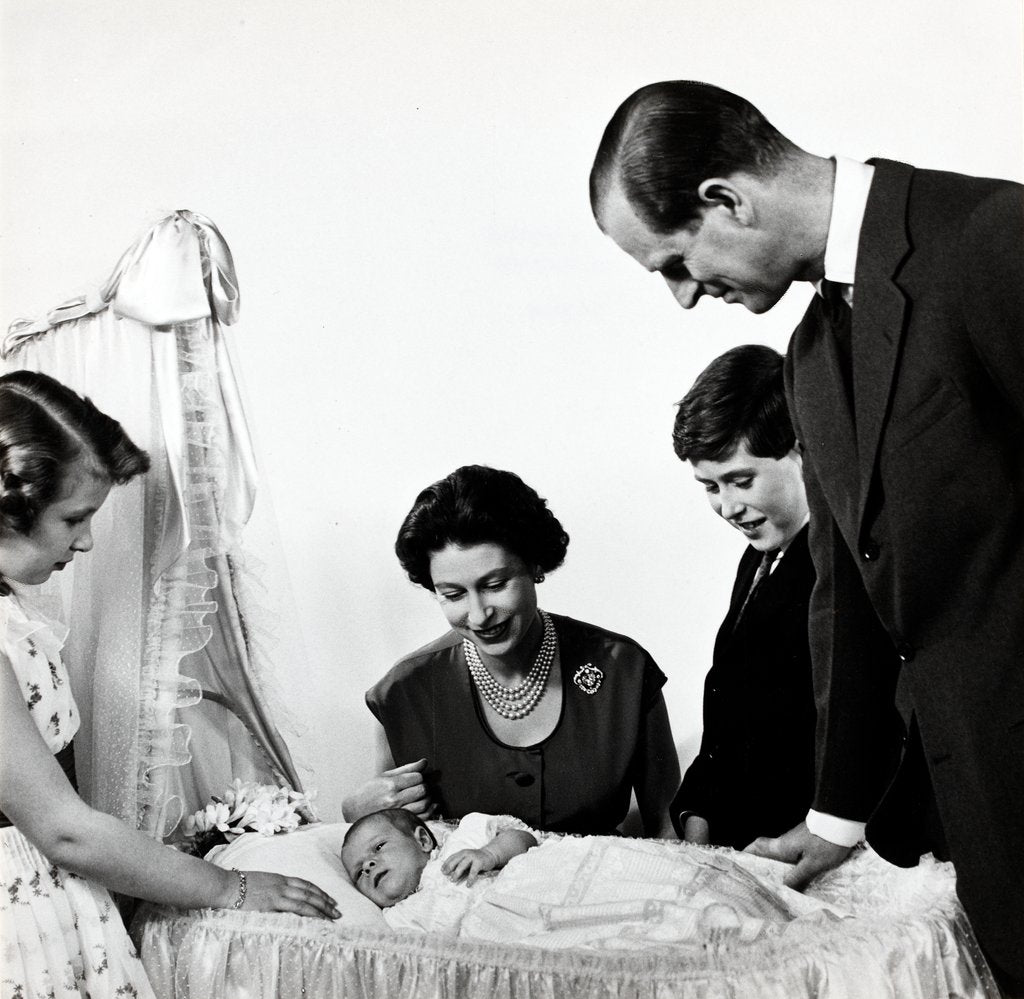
left=533, top=573, right=545, bottom=584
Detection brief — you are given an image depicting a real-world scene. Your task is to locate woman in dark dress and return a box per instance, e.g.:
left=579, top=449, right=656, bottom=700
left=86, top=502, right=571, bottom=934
left=357, top=465, right=679, bottom=836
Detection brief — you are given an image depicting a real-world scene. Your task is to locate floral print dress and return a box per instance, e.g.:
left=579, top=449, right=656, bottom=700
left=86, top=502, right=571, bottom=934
left=0, top=593, right=156, bottom=999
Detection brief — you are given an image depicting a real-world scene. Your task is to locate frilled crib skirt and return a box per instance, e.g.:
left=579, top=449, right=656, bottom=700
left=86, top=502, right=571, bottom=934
left=135, top=847, right=998, bottom=999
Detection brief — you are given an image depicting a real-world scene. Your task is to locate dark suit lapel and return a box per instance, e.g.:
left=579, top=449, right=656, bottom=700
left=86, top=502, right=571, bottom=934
left=718, top=529, right=812, bottom=648
left=716, top=545, right=761, bottom=650
left=853, top=160, right=914, bottom=519
left=790, top=296, right=859, bottom=531
left=732, top=527, right=812, bottom=637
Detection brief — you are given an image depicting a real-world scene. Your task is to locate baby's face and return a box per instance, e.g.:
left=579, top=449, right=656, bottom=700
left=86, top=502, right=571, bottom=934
left=342, top=815, right=432, bottom=907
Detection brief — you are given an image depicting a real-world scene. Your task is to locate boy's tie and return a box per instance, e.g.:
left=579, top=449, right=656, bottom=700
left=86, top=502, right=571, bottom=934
left=734, top=548, right=779, bottom=628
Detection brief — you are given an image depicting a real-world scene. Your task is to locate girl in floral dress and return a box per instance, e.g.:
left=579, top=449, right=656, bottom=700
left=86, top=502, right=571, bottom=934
left=0, top=371, right=340, bottom=999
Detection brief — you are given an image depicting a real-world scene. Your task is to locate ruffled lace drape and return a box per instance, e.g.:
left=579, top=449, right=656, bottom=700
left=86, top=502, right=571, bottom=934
left=2, top=211, right=304, bottom=838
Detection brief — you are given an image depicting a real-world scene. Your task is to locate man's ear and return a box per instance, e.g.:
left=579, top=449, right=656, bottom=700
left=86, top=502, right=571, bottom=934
left=414, top=824, right=435, bottom=853
left=697, top=177, right=755, bottom=225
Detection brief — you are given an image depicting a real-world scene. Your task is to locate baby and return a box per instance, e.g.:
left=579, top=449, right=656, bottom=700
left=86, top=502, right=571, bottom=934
left=341, top=809, right=536, bottom=913
left=341, top=810, right=845, bottom=943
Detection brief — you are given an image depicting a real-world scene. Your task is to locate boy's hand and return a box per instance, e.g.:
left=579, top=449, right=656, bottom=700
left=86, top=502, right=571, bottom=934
left=683, top=815, right=710, bottom=844
left=441, top=848, right=498, bottom=886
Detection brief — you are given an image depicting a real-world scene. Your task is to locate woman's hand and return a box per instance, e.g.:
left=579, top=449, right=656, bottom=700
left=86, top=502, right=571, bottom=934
left=228, top=870, right=341, bottom=919
left=441, top=848, right=498, bottom=886
left=342, top=758, right=435, bottom=821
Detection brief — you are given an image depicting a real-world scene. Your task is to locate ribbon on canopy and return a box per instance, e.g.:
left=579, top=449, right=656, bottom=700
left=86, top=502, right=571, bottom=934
left=6, top=211, right=253, bottom=579
left=5, top=210, right=239, bottom=344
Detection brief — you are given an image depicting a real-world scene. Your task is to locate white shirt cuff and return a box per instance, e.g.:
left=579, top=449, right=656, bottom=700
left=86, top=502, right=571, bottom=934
left=806, top=809, right=866, bottom=847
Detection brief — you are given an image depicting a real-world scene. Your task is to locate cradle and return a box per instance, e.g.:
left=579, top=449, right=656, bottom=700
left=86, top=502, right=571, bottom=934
left=135, top=825, right=998, bottom=999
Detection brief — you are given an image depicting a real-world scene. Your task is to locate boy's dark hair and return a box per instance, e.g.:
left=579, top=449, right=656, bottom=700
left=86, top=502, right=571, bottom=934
left=342, top=808, right=438, bottom=851
left=673, top=345, right=794, bottom=463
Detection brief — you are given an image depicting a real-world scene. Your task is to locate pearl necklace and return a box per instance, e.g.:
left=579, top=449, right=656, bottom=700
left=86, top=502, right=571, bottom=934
left=464, top=610, right=556, bottom=720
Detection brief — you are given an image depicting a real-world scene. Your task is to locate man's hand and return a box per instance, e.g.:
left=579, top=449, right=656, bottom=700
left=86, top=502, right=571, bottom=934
left=341, top=759, right=435, bottom=821
left=743, top=821, right=853, bottom=890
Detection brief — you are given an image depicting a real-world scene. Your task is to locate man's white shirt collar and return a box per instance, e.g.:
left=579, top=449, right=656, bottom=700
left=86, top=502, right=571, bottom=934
left=817, top=156, right=875, bottom=304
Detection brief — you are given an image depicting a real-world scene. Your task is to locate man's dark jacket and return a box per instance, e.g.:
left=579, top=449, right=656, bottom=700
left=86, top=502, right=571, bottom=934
left=786, top=159, right=1024, bottom=980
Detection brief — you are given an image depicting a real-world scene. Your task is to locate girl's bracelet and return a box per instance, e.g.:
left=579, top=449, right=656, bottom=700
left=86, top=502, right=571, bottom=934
left=230, top=868, right=248, bottom=909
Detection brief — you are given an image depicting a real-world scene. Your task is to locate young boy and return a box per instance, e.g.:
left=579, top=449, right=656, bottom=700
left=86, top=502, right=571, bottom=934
left=670, top=345, right=816, bottom=850
left=341, top=808, right=536, bottom=929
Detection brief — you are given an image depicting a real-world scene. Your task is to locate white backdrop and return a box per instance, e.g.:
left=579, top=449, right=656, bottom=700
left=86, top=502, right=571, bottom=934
left=2, top=0, right=1022, bottom=821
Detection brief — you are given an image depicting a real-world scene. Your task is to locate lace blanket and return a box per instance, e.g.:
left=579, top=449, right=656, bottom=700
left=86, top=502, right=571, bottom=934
left=456, top=835, right=842, bottom=947
left=135, top=838, right=997, bottom=999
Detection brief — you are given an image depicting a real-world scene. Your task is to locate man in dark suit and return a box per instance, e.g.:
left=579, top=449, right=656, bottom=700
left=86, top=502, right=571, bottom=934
left=589, top=81, right=1024, bottom=991
left=670, top=344, right=820, bottom=851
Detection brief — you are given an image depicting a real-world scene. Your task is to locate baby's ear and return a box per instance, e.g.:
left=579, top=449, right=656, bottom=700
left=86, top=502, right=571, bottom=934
left=414, top=825, right=434, bottom=853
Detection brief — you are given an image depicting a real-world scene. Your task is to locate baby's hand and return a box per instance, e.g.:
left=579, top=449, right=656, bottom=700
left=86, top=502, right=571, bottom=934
left=441, top=848, right=497, bottom=886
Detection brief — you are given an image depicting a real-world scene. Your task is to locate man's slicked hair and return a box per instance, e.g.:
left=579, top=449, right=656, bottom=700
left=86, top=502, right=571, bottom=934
left=673, top=345, right=795, bottom=464
left=591, top=81, right=794, bottom=234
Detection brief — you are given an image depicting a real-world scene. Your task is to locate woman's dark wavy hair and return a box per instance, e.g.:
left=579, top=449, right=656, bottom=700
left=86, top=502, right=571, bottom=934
left=0, top=369, right=150, bottom=539
left=673, top=345, right=794, bottom=463
left=590, top=81, right=795, bottom=234
left=395, top=465, right=570, bottom=591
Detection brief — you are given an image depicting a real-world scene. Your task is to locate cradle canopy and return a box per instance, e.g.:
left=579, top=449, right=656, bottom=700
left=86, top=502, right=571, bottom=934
left=2, top=211, right=305, bottom=838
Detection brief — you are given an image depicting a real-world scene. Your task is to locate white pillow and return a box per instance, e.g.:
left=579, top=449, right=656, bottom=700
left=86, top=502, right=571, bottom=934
left=209, top=822, right=387, bottom=928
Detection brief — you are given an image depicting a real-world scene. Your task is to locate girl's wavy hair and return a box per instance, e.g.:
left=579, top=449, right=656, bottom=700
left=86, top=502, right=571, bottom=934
left=395, top=465, right=570, bottom=591
left=0, top=371, right=150, bottom=591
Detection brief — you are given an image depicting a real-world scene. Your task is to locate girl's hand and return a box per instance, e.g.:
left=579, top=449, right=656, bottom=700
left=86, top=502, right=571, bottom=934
left=441, top=848, right=497, bottom=886
left=228, top=870, right=341, bottom=919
